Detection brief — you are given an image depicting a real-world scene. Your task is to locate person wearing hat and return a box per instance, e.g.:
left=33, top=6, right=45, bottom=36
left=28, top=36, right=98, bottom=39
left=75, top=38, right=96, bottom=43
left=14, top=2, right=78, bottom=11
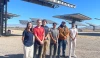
left=41, top=19, right=50, bottom=58
left=49, top=22, right=59, bottom=58
left=58, top=21, right=69, bottom=58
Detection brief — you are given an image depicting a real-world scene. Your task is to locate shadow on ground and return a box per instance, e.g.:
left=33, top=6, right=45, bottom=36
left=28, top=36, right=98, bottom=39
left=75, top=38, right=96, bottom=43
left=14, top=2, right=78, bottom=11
left=78, top=33, right=100, bottom=36
left=0, top=54, right=23, bottom=58
left=0, top=54, right=69, bottom=58
left=2, top=34, right=22, bottom=37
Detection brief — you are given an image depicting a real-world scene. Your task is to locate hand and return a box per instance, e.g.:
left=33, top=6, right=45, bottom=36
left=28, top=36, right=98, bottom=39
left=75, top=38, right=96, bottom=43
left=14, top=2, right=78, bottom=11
left=72, top=38, right=75, bottom=40
left=72, top=38, right=74, bottom=40
left=44, top=37, right=47, bottom=40
left=54, top=40, right=57, bottom=44
left=64, top=36, right=66, bottom=39
left=40, top=41, right=44, bottom=45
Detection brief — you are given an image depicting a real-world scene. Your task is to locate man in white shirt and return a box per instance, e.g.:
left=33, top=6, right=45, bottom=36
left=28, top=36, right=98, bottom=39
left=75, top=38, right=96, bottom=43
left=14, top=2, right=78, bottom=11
left=69, top=23, right=78, bottom=58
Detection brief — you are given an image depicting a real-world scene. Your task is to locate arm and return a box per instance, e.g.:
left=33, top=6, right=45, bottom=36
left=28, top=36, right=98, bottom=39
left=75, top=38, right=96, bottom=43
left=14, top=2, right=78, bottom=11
left=22, top=36, right=24, bottom=43
left=58, top=27, right=65, bottom=38
left=50, top=30, right=55, bottom=42
left=57, top=30, right=59, bottom=39
left=45, top=28, right=50, bottom=39
left=65, top=28, right=69, bottom=38
left=74, top=29, right=78, bottom=40
left=33, top=28, right=41, bottom=42
left=69, top=31, right=73, bottom=39
left=22, top=31, right=25, bottom=43
left=42, top=28, right=45, bottom=41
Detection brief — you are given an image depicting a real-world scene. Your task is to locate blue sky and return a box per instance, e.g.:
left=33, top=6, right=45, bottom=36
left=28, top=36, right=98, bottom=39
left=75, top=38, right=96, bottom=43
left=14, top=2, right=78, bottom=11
left=7, top=0, right=100, bottom=28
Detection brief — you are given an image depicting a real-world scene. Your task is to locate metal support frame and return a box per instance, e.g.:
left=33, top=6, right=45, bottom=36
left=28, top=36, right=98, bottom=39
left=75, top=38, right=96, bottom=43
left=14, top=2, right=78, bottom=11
left=0, top=1, right=4, bottom=36
left=0, top=0, right=8, bottom=36
left=93, top=26, right=95, bottom=31
left=5, top=0, right=7, bottom=35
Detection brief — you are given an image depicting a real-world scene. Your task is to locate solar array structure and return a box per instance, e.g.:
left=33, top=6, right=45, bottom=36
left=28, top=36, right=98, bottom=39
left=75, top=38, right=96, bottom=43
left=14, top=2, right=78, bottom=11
left=30, top=18, right=56, bottom=24
left=0, top=0, right=20, bottom=36
left=86, top=22, right=97, bottom=31
left=0, top=0, right=9, bottom=36
left=22, top=0, right=76, bottom=8
left=94, top=18, right=100, bottom=20
left=66, top=20, right=87, bottom=28
left=19, top=18, right=56, bottom=25
left=53, top=13, right=91, bottom=26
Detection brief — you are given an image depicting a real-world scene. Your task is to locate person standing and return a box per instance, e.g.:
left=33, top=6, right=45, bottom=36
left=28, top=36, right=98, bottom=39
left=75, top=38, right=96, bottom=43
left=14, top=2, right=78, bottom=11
left=41, top=19, right=50, bottom=58
left=69, top=23, right=78, bottom=58
left=33, top=19, right=45, bottom=58
left=49, top=23, right=59, bottom=58
left=22, top=22, right=34, bottom=58
left=58, top=21, right=69, bottom=58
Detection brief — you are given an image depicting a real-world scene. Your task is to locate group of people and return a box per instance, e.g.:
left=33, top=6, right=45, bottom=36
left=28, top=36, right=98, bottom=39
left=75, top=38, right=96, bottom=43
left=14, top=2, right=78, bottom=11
left=22, top=19, right=78, bottom=58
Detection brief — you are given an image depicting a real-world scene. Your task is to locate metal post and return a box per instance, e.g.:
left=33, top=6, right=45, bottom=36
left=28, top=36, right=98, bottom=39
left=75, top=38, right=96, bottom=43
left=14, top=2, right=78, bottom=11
left=72, top=20, right=76, bottom=24
left=1, top=3, right=4, bottom=35
left=93, top=26, right=95, bottom=31
left=5, top=0, right=7, bottom=35
left=0, top=1, right=3, bottom=36
left=76, top=25, right=78, bottom=28
left=0, top=3, right=1, bottom=36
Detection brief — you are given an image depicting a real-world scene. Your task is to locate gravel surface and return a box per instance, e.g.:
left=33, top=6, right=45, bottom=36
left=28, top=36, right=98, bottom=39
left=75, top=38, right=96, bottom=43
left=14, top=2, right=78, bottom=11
left=0, top=30, right=100, bottom=58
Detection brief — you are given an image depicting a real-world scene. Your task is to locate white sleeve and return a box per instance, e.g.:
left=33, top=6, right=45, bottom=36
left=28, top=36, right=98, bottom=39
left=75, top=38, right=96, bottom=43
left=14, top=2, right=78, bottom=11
left=76, top=28, right=78, bottom=33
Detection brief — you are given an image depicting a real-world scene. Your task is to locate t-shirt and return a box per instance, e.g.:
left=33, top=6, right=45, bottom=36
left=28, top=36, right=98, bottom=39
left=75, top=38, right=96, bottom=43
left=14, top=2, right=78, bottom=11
left=50, top=28, right=59, bottom=43
left=22, top=30, right=33, bottom=47
left=41, top=25, right=49, bottom=39
left=33, top=26, right=45, bottom=41
left=70, top=28, right=78, bottom=39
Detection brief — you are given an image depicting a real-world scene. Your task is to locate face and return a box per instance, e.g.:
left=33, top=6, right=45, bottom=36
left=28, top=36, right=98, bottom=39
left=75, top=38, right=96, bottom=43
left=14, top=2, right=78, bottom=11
left=53, top=24, right=57, bottom=28
left=42, top=21, right=47, bottom=25
left=72, top=24, right=75, bottom=28
left=28, top=23, right=32, bottom=29
left=62, top=22, right=66, bottom=26
left=37, top=20, right=42, bottom=26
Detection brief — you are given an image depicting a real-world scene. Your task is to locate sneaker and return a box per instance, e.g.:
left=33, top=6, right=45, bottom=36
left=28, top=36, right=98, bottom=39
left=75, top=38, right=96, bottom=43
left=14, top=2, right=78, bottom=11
left=62, top=55, right=66, bottom=57
left=74, top=55, right=77, bottom=58
left=57, top=56, right=60, bottom=58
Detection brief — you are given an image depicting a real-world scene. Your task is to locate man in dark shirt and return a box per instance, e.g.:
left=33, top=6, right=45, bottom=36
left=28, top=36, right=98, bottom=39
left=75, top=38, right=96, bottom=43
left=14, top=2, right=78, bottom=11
left=33, top=19, right=45, bottom=58
left=41, top=19, right=50, bottom=58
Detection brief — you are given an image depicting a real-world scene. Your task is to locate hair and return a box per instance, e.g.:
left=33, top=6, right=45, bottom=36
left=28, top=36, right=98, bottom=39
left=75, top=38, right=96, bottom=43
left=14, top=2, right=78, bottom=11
left=25, top=22, right=33, bottom=32
left=61, top=21, right=66, bottom=24
left=42, top=19, right=47, bottom=23
left=72, top=23, right=75, bottom=27
left=37, top=19, right=41, bottom=22
left=53, top=22, right=57, bottom=25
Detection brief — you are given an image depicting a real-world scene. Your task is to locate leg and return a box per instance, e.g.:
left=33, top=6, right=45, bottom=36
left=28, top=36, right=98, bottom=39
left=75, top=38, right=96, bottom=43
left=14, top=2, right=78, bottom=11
left=29, top=45, right=33, bottom=58
left=23, top=45, right=30, bottom=58
left=62, top=40, right=67, bottom=57
left=69, top=39, right=72, bottom=58
left=43, top=40, right=48, bottom=58
left=53, top=44, right=57, bottom=58
left=38, top=45, right=43, bottom=58
left=34, top=43, right=38, bottom=58
left=57, top=40, right=62, bottom=58
left=72, top=39, right=77, bottom=58
left=50, top=43, right=53, bottom=58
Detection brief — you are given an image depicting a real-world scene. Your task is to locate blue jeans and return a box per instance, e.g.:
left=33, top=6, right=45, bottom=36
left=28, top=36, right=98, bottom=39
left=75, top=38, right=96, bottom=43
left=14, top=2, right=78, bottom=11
left=58, top=39, right=67, bottom=57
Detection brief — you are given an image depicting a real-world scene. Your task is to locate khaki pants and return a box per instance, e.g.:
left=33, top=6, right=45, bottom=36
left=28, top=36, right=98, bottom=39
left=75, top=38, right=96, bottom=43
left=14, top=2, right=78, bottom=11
left=42, top=40, right=49, bottom=58
left=23, top=45, right=33, bottom=58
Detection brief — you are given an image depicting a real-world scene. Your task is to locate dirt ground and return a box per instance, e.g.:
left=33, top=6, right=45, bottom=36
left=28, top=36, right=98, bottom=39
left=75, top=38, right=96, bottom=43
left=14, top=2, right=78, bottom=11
left=0, top=30, right=100, bottom=58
